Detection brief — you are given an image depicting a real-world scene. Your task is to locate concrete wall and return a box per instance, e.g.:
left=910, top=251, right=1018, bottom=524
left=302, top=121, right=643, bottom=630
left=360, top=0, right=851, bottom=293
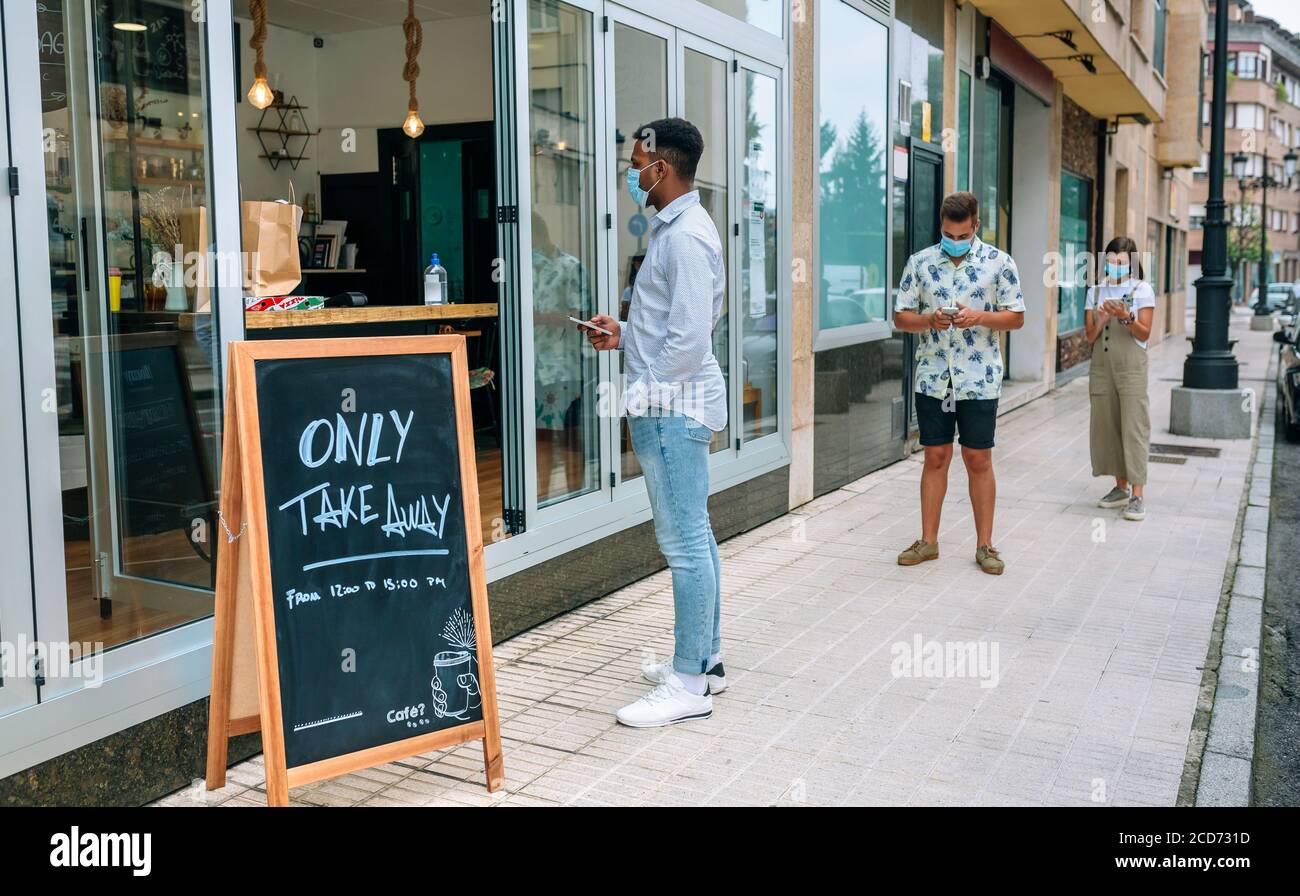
left=315, top=18, right=494, bottom=176
left=789, top=0, right=816, bottom=509
left=235, top=19, right=320, bottom=203
left=235, top=16, right=494, bottom=203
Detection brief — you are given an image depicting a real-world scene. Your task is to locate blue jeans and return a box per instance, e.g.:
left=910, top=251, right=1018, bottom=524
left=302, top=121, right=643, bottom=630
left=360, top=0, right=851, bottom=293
left=628, top=413, right=721, bottom=675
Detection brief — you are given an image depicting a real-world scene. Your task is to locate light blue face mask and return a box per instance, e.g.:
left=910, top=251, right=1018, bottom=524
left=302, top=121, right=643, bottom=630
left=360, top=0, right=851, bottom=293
left=626, top=161, right=663, bottom=208
left=1105, top=262, right=1131, bottom=280
left=940, top=235, right=972, bottom=257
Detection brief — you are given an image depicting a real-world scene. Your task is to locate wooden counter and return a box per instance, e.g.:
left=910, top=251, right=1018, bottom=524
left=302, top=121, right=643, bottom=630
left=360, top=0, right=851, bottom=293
left=244, top=302, right=498, bottom=330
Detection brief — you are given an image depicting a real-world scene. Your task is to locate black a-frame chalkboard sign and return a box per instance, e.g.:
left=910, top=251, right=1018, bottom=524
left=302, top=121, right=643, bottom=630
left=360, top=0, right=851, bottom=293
left=205, top=336, right=503, bottom=805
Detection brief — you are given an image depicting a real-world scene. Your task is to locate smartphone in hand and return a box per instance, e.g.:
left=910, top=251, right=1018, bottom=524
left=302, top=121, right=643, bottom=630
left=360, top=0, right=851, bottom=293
left=570, top=315, right=613, bottom=336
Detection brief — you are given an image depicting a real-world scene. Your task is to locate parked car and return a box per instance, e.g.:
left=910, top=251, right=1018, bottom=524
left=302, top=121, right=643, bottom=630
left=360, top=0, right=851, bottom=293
left=1276, top=320, right=1300, bottom=442
left=1249, top=282, right=1300, bottom=313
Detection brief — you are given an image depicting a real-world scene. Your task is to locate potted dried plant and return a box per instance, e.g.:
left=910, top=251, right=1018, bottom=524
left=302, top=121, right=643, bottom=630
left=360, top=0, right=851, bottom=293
left=101, top=86, right=128, bottom=138
left=140, top=187, right=188, bottom=311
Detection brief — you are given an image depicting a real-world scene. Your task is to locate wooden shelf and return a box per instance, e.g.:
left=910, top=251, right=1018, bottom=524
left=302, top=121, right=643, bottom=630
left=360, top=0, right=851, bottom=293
left=106, top=135, right=204, bottom=151
left=252, top=95, right=315, bottom=170
left=248, top=127, right=318, bottom=137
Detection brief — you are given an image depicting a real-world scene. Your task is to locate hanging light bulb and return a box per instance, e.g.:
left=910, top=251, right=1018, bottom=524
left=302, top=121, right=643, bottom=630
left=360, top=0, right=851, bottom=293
left=246, top=1, right=275, bottom=110
left=401, top=0, right=423, bottom=139
left=247, top=75, right=274, bottom=110
left=403, top=108, right=425, bottom=138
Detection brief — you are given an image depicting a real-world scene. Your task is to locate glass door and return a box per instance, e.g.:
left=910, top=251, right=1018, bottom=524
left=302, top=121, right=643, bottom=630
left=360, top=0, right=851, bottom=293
left=736, top=56, right=781, bottom=447
left=678, top=35, right=734, bottom=457
left=0, top=10, right=39, bottom=714
left=507, top=0, right=788, bottom=534
left=904, top=137, right=945, bottom=431
left=525, top=0, right=609, bottom=522
left=606, top=7, right=672, bottom=488
left=493, top=0, right=528, bottom=540
left=32, top=0, right=223, bottom=655
left=973, top=70, right=1013, bottom=374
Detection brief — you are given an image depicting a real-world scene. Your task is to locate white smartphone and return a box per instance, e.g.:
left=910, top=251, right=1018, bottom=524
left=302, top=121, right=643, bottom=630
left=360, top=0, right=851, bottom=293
left=570, top=315, right=613, bottom=336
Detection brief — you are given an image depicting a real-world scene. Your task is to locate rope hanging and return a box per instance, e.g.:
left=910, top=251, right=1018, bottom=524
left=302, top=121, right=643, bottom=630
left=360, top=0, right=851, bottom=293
left=403, top=0, right=422, bottom=114
left=249, top=0, right=268, bottom=81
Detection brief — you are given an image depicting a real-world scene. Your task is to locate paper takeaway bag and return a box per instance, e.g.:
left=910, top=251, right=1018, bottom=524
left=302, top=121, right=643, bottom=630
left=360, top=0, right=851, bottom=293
left=241, top=199, right=303, bottom=297
left=179, top=206, right=210, bottom=312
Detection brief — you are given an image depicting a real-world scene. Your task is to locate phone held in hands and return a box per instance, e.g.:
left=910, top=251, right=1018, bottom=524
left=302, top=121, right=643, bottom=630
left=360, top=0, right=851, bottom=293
left=570, top=315, right=613, bottom=336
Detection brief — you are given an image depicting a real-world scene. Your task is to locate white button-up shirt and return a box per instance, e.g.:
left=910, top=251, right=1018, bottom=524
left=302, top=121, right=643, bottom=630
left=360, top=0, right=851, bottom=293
left=894, top=237, right=1026, bottom=401
left=619, top=190, right=728, bottom=431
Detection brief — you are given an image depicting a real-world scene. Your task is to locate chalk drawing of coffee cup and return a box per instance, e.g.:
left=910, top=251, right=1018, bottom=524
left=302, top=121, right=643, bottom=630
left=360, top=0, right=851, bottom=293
left=431, top=650, right=479, bottom=720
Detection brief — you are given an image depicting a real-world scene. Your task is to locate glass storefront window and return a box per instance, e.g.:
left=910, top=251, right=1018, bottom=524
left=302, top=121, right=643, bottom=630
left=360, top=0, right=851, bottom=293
left=893, top=0, right=944, bottom=144
left=528, top=0, right=601, bottom=508
left=957, top=71, right=971, bottom=192
left=41, top=0, right=222, bottom=650
left=696, top=0, right=782, bottom=38
left=741, top=69, right=779, bottom=441
left=613, top=22, right=668, bottom=482
left=974, top=73, right=1012, bottom=249
left=817, top=0, right=889, bottom=333
left=684, top=47, right=731, bottom=452
left=1058, top=171, right=1090, bottom=334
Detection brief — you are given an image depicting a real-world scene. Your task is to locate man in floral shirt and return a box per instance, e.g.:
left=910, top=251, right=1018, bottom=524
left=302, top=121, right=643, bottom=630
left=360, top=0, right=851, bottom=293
left=892, top=192, right=1025, bottom=575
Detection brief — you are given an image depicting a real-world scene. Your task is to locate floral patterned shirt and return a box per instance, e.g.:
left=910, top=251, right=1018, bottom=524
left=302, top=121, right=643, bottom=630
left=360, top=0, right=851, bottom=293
left=894, top=237, right=1026, bottom=401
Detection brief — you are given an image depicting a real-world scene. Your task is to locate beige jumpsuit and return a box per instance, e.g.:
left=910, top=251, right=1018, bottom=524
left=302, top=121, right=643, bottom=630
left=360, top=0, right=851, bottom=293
left=1089, top=299, right=1150, bottom=486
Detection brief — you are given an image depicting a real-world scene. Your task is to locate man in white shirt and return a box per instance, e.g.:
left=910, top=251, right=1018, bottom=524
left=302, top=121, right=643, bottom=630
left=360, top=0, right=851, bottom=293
left=583, top=117, right=727, bottom=728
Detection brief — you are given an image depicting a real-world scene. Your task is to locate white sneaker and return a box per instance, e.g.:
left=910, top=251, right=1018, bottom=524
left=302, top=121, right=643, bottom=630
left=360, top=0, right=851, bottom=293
left=616, top=675, right=713, bottom=728
left=643, top=660, right=728, bottom=695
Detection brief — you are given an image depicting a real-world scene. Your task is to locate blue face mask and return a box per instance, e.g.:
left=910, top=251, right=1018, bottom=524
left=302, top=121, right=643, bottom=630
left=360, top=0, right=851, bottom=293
left=1105, top=262, right=1130, bottom=280
left=626, top=161, right=663, bottom=208
left=940, top=235, right=972, bottom=257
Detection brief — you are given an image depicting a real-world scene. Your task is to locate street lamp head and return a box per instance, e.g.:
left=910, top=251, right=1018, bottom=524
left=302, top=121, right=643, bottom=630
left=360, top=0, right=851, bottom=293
left=1285, top=149, right=1298, bottom=180
left=1232, top=151, right=1249, bottom=181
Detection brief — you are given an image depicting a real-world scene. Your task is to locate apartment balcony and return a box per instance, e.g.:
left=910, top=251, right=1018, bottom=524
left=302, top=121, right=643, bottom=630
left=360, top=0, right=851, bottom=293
left=966, top=0, right=1166, bottom=122
left=1229, top=75, right=1284, bottom=109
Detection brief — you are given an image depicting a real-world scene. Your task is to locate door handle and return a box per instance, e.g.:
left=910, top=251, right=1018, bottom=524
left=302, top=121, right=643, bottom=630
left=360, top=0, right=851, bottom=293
left=80, top=217, right=91, bottom=292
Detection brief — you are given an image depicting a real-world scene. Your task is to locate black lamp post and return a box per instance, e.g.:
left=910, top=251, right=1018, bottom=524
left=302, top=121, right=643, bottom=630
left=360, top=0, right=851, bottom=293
left=1232, top=148, right=1298, bottom=316
left=1184, top=0, right=1239, bottom=390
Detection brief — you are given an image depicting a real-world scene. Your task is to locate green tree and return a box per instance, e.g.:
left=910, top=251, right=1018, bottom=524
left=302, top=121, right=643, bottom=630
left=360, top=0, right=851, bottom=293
left=819, top=112, right=887, bottom=285
left=1227, top=195, right=1262, bottom=300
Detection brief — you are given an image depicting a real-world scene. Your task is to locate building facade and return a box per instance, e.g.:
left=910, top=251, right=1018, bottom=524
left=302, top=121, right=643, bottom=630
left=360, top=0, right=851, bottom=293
left=1, top=0, right=1201, bottom=804
left=1188, top=0, right=1300, bottom=297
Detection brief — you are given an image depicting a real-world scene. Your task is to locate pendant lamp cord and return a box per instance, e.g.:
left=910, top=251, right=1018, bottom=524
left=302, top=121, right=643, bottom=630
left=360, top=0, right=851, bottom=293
left=403, top=0, right=422, bottom=114
left=249, top=0, right=268, bottom=81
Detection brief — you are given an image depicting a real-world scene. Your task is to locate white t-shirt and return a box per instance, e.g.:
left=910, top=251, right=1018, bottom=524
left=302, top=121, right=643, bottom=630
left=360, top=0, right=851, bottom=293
left=1085, top=278, right=1157, bottom=349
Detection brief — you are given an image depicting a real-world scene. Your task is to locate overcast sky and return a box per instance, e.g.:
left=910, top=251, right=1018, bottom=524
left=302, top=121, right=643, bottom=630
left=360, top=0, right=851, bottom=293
left=1245, top=0, right=1300, bottom=37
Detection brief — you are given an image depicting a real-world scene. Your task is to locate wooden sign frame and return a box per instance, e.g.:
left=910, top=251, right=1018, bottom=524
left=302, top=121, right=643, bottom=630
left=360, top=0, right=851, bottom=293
left=205, top=336, right=503, bottom=806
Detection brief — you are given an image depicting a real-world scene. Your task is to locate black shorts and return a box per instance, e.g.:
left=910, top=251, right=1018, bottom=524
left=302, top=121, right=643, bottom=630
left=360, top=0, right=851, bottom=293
left=915, top=393, right=999, bottom=449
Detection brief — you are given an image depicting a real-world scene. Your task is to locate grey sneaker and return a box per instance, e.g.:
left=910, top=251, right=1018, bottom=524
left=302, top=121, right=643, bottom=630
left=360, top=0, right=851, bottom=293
left=1097, top=486, right=1131, bottom=509
left=897, top=539, right=940, bottom=566
left=975, top=544, right=1005, bottom=575
left=1122, top=496, right=1146, bottom=521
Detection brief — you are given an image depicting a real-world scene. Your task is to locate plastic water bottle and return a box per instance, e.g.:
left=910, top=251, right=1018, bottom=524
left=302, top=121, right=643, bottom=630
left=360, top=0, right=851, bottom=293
left=423, top=253, right=447, bottom=305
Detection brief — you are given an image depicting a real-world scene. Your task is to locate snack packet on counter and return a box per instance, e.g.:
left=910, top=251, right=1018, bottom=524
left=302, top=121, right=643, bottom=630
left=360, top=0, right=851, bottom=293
left=244, top=295, right=327, bottom=311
